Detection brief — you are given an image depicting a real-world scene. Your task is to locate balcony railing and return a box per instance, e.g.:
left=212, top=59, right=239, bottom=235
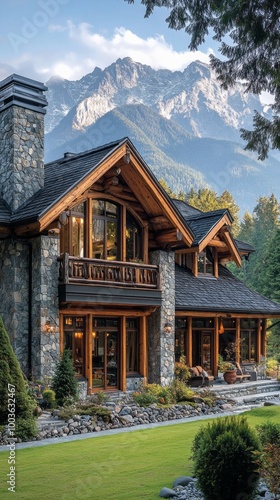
left=58, top=254, right=160, bottom=289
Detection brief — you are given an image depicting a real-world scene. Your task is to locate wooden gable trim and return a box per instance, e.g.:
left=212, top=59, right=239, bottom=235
left=221, top=229, right=241, bottom=267
left=39, top=144, right=127, bottom=232
left=120, top=153, right=193, bottom=247
left=197, top=215, right=231, bottom=252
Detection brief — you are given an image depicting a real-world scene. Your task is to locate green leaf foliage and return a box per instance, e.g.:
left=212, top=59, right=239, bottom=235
left=191, top=415, right=260, bottom=500
left=0, top=316, right=37, bottom=439
left=52, top=349, right=78, bottom=406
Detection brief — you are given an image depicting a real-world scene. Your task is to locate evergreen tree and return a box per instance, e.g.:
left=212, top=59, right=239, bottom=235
left=159, top=178, right=186, bottom=200
left=0, top=317, right=37, bottom=440
left=186, top=188, right=240, bottom=235
left=52, top=349, right=78, bottom=406
left=125, top=0, right=280, bottom=159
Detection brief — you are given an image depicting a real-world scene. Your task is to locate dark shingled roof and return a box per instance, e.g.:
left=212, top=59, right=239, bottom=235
left=10, top=138, right=126, bottom=224
left=175, top=264, right=280, bottom=315
left=235, top=238, right=255, bottom=254
left=172, top=199, right=232, bottom=246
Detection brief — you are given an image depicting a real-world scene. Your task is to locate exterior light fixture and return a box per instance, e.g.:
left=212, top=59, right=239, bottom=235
left=164, top=322, right=172, bottom=333
left=218, top=317, right=225, bottom=334
left=43, top=320, right=59, bottom=333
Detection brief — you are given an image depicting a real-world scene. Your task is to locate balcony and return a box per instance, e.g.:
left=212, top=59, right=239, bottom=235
left=58, top=254, right=161, bottom=307
left=58, top=253, right=160, bottom=288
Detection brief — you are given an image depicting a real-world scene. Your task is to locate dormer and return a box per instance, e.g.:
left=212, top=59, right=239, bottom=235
left=173, top=200, right=253, bottom=278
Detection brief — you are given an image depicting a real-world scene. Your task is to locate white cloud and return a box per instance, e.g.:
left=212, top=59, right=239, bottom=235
left=66, top=22, right=212, bottom=73
left=0, top=22, right=213, bottom=82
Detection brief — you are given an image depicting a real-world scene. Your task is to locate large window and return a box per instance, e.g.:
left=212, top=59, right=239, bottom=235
left=126, top=212, right=142, bottom=261
left=240, top=319, right=257, bottom=362
left=60, top=198, right=143, bottom=263
left=92, top=200, right=118, bottom=260
left=62, top=203, right=84, bottom=257
left=126, top=318, right=140, bottom=373
left=63, top=316, right=85, bottom=376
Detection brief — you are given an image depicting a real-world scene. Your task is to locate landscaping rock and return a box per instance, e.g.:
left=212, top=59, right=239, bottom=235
left=172, top=476, right=195, bottom=487
left=159, top=487, right=177, bottom=498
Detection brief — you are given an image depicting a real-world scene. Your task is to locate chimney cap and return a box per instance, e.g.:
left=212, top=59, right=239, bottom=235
left=0, top=73, right=48, bottom=114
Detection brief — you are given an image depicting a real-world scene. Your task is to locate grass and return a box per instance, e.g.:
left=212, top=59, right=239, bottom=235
left=0, top=406, right=279, bottom=499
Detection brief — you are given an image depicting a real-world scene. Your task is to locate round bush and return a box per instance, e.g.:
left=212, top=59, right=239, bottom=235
left=192, top=416, right=260, bottom=500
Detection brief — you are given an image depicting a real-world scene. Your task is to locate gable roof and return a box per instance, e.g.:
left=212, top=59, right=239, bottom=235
left=11, top=139, right=125, bottom=224
left=175, top=264, right=280, bottom=315
left=4, top=137, right=193, bottom=245
left=173, top=199, right=232, bottom=246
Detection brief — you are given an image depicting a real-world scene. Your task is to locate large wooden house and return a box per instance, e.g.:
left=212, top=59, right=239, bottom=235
left=1, top=74, right=280, bottom=394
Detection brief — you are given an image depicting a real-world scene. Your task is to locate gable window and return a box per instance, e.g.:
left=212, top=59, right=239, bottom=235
left=126, top=212, right=142, bottom=261
left=198, top=250, right=213, bottom=275
left=60, top=198, right=144, bottom=263
left=61, top=203, right=85, bottom=257
left=92, top=200, right=119, bottom=260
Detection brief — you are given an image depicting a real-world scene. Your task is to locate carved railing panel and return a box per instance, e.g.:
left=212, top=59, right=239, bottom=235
left=58, top=254, right=159, bottom=289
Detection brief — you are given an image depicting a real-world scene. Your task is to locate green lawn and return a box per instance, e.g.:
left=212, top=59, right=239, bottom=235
left=1, top=406, right=279, bottom=500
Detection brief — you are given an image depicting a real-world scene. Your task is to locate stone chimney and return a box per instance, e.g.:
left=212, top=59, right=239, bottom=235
left=0, top=74, right=47, bottom=212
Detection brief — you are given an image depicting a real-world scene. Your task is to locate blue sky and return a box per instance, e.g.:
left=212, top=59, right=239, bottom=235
left=0, top=0, right=216, bottom=82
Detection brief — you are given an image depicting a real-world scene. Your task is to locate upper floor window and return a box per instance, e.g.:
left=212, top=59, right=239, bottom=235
left=62, top=203, right=84, bottom=257
left=198, top=250, right=213, bottom=276
left=60, top=198, right=143, bottom=262
left=126, top=211, right=142, bottom=261
left=92, top=200, right=118, bottom=260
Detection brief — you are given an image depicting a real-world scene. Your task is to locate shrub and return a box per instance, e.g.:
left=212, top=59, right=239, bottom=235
left=254, top=444, right=280, bottom=497
left=174, top=356, right=191, bottom=382
left=51, top=349, right=78, bottom=406
left=256, top=421, right=280, bottom=446
left=41, top=389, right=56, bottom=409
left=191, top=415, right=260, bottom=500
left=0, top=317, right=37, bottom=441
left=169, top=379, right=194, bottom=403
left=133, top=392, right=157, bottom=406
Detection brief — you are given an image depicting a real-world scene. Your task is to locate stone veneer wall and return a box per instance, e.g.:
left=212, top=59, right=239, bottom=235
left=0, top=236, right=60, bottom=379
left=148, top=250, right=175, bottom=386
left=0, top=239, right=30, bottom=374
left=0, top=106, right=44, bottom=212
left=32, top=235, right=60, bottom=380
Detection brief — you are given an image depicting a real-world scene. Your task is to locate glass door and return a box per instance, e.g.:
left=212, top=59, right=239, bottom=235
left=92, top=318, right=119, bottom=389
left=63, top=316, right=86, bottom=376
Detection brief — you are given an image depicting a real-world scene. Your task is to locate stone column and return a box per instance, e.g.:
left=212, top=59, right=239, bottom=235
left=148, top=250, right=175, bottom=386
left=32, top=235, right=60, bottom=380
left=0, top=239, right=30, bottom=374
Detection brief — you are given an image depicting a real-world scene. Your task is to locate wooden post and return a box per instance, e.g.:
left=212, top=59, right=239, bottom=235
left=140, top=316, right=148, bottom=380
left=236, top=318, right=240, bottom=363
left=86, top=314, right=92, bottom=394
left=120, top=316, right=126, bottom=391
left=186, top=317, right=192, bottom=367
left=214, top=317, right=219, bottom=377
left=261, top=319, right=267, bottom=359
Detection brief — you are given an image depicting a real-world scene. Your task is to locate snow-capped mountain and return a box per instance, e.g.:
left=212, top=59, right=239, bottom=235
left=44, top=57, right=279, bottom=214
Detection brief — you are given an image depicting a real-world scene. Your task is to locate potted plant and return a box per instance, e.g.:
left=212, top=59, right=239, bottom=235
left=218, top=354, right=237, bottom=384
